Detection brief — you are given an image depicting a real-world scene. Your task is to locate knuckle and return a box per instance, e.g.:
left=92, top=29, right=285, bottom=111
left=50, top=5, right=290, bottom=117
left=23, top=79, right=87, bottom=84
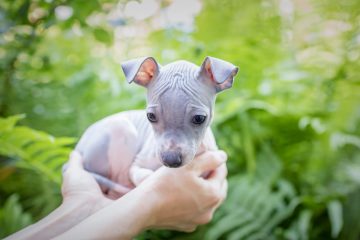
left=211, top=195, right=222, bottom=206
left=208, top=188, right=222, bottom=205
left=219, top=190, right=227, bottom=203
left=197, top=212, right=214, bottom=225
left=219, top=192, right=226, bottom=203
left=183, top=225, right=197, bottom=233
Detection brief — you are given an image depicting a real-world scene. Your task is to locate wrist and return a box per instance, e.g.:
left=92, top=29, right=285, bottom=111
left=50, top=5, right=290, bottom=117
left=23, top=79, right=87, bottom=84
left=117, top=185, right=159, bottom=235
left=6, top=198, right=99, bottom=240
left=131, top=180, right=165, bottom=231
left=62, top=194, right=111, bottom=217
left=60, top=198, right=97, bottom=222
left=51, top=179, right=164, bottom=240
left=55, top=186, right=159, bottom=240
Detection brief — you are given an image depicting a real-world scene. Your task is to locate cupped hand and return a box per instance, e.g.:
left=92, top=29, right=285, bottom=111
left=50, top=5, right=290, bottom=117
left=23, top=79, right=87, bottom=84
left=61, top=151, right=112, bottom=211
left=140, top=150, right=228, bottom=232
left=61, top=150, right=228, bottom=234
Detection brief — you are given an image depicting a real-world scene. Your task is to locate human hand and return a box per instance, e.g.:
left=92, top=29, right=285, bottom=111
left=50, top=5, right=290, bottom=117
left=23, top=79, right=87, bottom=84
left=139, top=150, right=228, bottom=232
left=61, top=151, right=112, bottom=212
left=6, top=151, right=114, bottom=240
left=54, top=150, right=228, bottom=239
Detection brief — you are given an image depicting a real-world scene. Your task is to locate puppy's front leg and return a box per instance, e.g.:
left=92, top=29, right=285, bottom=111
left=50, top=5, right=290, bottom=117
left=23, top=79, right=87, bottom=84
left=129, top=164, right=154, bottom=186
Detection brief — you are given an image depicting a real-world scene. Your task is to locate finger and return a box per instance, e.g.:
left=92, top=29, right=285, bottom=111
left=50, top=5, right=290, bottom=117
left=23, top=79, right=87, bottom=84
left=187, top=150, right=227, bottom=175
left=62, top=151, right=84, bottom=175
left=217, top=180, right=228, bottom=207
left=169, top=225, right=197, bottom=233
left=207, top=163, right=228, bottom=184
left=182, top=225, right=197, bottom=233
left=199, top=161, right=227, bottom=185
left=67, top=151, right=84, bottom=169
left=196, top=211, right=214, bottom=225
left=200, top=164, right=228, bottom=204
left=203, top=164, right=227, bottom=195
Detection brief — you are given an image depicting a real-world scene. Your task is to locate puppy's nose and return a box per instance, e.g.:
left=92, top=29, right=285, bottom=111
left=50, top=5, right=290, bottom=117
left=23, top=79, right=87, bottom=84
left=161, top=151, right=182, bottom=168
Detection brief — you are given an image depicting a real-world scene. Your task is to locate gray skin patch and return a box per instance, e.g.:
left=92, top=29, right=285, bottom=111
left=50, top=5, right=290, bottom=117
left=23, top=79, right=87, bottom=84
left=76, top=127, right=110, bottom=177
left=84, top=133, right=110, bottom=176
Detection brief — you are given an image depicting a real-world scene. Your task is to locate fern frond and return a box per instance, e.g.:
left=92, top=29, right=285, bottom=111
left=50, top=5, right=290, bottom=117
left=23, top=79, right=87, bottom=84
left=0, top=194, right=32, bottom=238
left=0, top=116, right=75, bottom=185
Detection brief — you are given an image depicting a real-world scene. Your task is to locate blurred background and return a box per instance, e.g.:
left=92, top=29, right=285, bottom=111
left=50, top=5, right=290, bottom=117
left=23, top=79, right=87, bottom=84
left=0, top=0, right=359, bottom=239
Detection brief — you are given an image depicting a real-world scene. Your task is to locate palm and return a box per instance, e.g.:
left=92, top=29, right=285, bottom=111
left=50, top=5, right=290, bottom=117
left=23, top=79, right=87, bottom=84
left=61, top=152, right=111, bottom=205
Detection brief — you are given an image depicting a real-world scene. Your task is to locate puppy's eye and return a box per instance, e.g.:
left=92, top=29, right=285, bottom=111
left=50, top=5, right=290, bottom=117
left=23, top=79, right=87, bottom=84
left=192, top=115, right=206, bottom=125
left=147, top=113, right=157, bottom=123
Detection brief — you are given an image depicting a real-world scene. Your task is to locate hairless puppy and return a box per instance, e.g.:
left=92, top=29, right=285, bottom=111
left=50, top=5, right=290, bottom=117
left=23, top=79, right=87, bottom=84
left=73, top=56, right=238, bottom=197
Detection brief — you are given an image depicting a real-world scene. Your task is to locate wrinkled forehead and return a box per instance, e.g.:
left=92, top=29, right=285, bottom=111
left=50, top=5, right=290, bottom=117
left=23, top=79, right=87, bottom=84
left=153, top=89, right=210, bottom=129
left=158, top=90, right=190, bottom=125
left=158, top=88, right=209, bottom=110
left=147, top=61, right=206, bottom=103
left=158, top=60, right=200, bottom=83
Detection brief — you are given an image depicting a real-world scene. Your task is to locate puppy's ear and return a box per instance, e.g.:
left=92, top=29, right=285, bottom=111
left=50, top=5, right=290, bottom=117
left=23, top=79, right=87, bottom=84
left=121, top=57, right=160, bottom=87
left=200, top=56, right=238, bottom=93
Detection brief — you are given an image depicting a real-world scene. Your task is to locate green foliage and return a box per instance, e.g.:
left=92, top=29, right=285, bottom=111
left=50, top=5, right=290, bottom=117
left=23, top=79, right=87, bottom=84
left=0, top=115, right=73, bottom=230
left=206, top=158, right=300, bottom=240
left=327, top=200, right=343, bottom=238
left=1, top=0, right=360, bottom=239
left=0, top=115, right=75, bottom=184
left=283, top=210, right=313, bottom=240
left=0, top=194, right=32, bottom=238
left=340, top=188, right=360, bottom=240
left=0, top=194, right=31, bottom=237
left=207, top=178, right=299, bottom=240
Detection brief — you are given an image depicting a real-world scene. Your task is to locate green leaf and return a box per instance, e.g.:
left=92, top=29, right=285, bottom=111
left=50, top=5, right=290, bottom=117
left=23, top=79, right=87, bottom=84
left=93, top=28, right=113, bottom=45
left=0, top=194, right=32, bottom=238
left=340, top=188, right=360, bottom=240
left=0, top=116, right=73, bottom=184
left=298, top=210, right=312, bottom=240
left=0, top=115, right=25, bottom=133
left=206, top=173, right=299, bottom=240
left=327, top=200, right=343, bottom=238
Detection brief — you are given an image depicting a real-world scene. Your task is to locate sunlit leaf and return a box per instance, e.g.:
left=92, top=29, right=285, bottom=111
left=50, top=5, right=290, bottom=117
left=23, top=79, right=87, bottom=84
left=327, top=200, right=343, bottom=238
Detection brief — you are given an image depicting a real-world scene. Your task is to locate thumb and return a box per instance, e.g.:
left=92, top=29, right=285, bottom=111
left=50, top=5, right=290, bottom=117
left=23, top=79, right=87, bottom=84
left=63, top=151, right=84, bottom=173
left=187, top=150, right=227, bottom=175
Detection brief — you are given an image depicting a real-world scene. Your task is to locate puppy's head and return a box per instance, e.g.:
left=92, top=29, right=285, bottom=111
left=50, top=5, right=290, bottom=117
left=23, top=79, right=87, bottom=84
left=122, top=57, right=238, bottom=167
